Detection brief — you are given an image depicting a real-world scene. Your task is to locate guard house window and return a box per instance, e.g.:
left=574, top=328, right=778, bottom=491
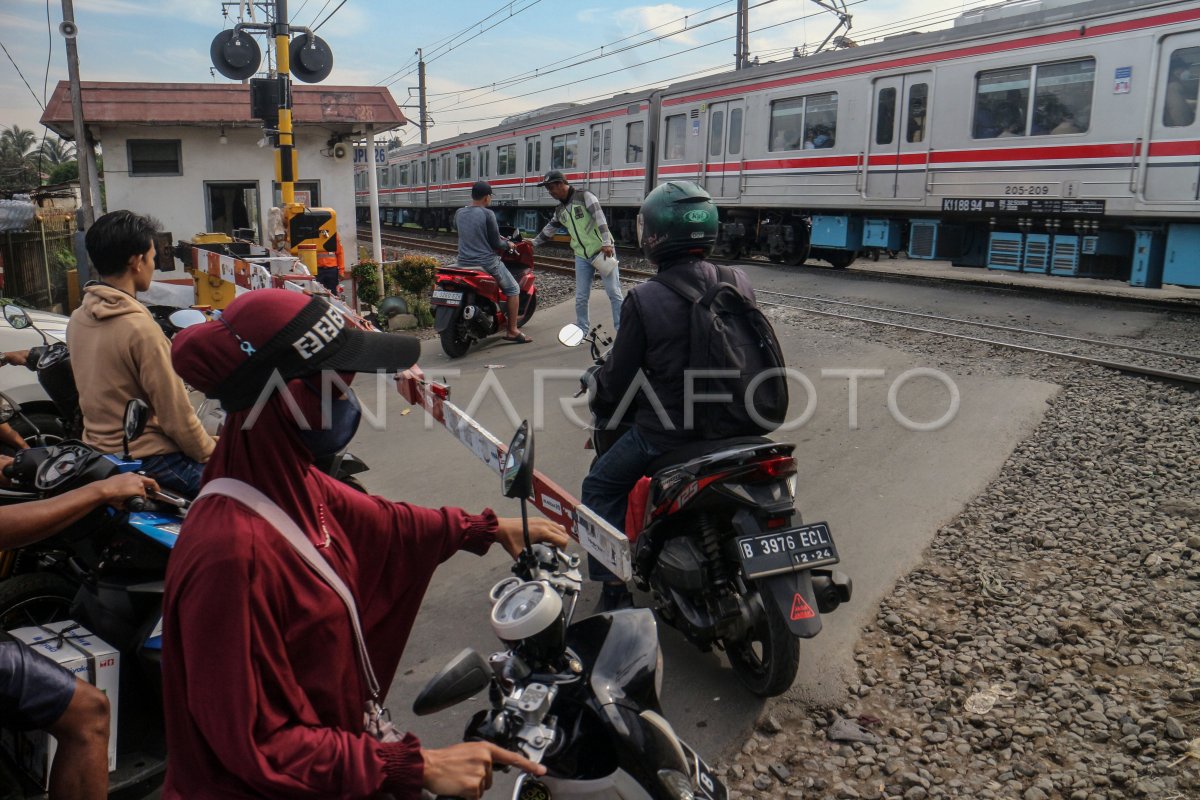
left=626, top=120, right=645, bottom=163
left=907, top=83, right=928, bottom=143
left=128, top=139, right=182, bottom=176
left=551, top=133, right=577, bottom=170
left=1164, top=47, right=1200, bottom=127
left=728, top=108, right=743, bottom=155
left=875, top=88, right=896, bottom=145
left=456, top=153, right=472, bottom=180
left=526, top=138, right=542, bottom=172
left=769, top=92, right=837, bottom=151
left=663, top=114, right=686, bottom=159
left=497, top=144, right=516, bottom=175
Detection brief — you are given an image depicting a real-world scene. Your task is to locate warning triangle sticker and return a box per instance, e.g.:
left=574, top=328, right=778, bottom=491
left=790, top=593, right=816, bottom=620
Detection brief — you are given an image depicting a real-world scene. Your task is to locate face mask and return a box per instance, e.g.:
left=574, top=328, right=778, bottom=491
left=298, top=388, right=362, bottom=460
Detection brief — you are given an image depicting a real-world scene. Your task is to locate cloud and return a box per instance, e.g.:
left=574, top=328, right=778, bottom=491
left=611, top=4, right=709, bottom=47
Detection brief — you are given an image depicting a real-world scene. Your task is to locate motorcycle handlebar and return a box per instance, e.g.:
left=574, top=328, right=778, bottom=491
left=127, top=496, right=147, bottom=512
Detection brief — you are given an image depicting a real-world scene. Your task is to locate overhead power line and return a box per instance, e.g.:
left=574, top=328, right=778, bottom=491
left=0, top=38, right=45, bottom=111
left=312, top=0, right=350, bottom=32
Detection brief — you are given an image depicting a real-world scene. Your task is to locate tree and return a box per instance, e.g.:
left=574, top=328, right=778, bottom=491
left=0, top=125, right=41, bottom=195
left=48, top=160, right=78, bottom=184
left=39, top=135, right=76, bottom=166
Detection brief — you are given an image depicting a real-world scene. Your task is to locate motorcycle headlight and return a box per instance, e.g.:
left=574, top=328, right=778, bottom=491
left=656, top=769, right=696, bottom=800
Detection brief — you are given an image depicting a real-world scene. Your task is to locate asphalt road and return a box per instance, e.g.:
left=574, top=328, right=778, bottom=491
left=344, top=271, right=1062, bottom=771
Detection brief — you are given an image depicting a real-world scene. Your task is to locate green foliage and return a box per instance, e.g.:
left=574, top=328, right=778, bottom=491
left=352, top=261, right=382, bottom=309
left=48, top=161, right=78, bottom=185
left=52, top=248, right=76, bottom=270
left=385, top=254, right=439, bottom=296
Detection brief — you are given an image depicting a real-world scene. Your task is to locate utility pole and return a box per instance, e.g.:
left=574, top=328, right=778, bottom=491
left=735, top=0, right=749, bottom=70
left=417, top=49, right=429, bottom=145
left=60, top=0, right=95, bottom=228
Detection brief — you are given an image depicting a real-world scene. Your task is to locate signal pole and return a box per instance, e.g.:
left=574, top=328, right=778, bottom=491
left=417, top=49, right=428, bottom=145
left=274, top=0, right=296, bottom=207
left=735, top=0, right=749, bottom=70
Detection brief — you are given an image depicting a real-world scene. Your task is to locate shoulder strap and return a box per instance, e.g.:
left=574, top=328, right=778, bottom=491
left=652, top=263, right=705, bottom=304
left=195, top=478, right=381, bottom=702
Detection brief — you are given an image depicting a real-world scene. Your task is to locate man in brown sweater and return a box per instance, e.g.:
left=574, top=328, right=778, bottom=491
left=68, top=210, right=216, bottom=495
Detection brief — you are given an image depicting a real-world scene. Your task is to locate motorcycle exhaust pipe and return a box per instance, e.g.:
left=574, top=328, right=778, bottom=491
left=811, top=569, right=853, bottom=613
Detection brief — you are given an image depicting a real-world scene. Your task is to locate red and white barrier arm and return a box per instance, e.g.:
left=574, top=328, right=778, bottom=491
left=396, top=375, right=632, bottom=581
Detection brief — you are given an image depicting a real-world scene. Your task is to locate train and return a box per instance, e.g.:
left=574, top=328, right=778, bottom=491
left=356, top=0, right=1200, bottom=288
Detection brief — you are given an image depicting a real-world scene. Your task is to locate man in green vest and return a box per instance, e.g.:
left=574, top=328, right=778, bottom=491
left=530, top=171, right=623, bottom=332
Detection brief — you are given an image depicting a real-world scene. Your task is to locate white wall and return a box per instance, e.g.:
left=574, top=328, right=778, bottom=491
left=100, top=125, right=358, bottom=277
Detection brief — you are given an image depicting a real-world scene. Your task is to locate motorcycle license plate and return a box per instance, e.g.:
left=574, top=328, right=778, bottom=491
left=736, top=522, right=839, bottom=579
left=684, top=742, right=728, bottom=800
left=432, top=289, right=463, bottom=306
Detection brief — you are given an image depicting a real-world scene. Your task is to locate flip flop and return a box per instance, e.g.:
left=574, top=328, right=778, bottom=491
left=502, top=333, right=533, bottom=344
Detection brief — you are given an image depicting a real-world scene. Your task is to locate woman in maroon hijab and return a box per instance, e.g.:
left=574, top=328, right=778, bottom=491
left=162, top=290, right=566, bottom=799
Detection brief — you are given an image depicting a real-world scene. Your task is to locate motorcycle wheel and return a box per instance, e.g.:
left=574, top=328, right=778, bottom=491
left=518, top=292, right=538, bottom=326
left=0, top=572, right=77, bottom=630
left=725, top=588, right=799, bottom=697
left=439, top=327, right=472, bottom=359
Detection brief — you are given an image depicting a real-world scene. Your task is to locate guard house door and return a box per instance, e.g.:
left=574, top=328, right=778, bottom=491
left=866, top=72, right=932, bottom=200
left=1145, top=33, right=1200, bottom=201
left=588, top=122, right=613, bottom=201
left=702, top=100, right=745, bottom=200
left=206, top=181, right=261, bottom=241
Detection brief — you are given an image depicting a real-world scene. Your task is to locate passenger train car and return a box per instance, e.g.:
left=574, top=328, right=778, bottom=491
left=357, top=0, right=1200, bottom=287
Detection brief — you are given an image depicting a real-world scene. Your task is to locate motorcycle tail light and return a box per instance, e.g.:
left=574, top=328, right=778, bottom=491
left=750, top=456, right=796, bottom=481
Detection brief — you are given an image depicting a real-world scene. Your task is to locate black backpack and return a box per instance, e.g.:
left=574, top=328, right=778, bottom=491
left=654, top=264, right=789, bottom=439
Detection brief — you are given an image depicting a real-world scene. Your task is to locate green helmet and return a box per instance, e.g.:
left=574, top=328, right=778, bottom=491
left=637, top=181, right=719, bottom=264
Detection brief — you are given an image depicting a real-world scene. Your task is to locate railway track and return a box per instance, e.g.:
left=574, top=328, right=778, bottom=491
left=360, top=225, right=1200, bottom=387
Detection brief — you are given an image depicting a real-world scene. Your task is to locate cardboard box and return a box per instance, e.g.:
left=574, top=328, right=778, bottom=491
left=2, top=621, right=119, bottom=788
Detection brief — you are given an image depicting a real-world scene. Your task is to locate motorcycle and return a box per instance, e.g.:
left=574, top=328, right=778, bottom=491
left=0, top=399, right=187, bottom=795
left=558, top=323, right=853, bottom=697
left=413, top=421, right=727, bottom=800
left=432, top=226, right=538, bottom=358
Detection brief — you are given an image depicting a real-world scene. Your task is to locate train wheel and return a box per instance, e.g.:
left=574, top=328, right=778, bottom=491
left=768, top=252, right=786, bottom=264
left=784, top=244, right=810, bottom=267
left=827, top=252, right=856, bottom=269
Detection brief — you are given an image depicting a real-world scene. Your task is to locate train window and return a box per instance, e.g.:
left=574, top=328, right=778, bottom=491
left=603, top=127, right=612, bottom=166
left=876, top=88, right=896, bottom=145
left=709, top=110, right=725, bottom=157
left=907, top=84, right=928, bottom=143
left=399, top=164, right=409, bottom=186
left=626, top=121, right=645, bottom=163
left=421, top=161, right=427, bottom=184
left=1164, top=47, right=1200, bottom=127
left=551, top=133, right=578, bottom=169
left=770, top=93, right=837, bottom=151
left=664, top=114, right=686, bottom=159
left=973, top=65, right=1031, bottom=138
left=429, top=159, right=437, bottom=183
left=591, top=130, right=602, bottom=166
left=729, top=108, right=743, bottom=155
left=498, top=144, right=516, bottom=176
left=526, top=138, right=542, bottom=173
left=1032, top=58, right=1094, bottom=135
left=456, top=153, right=472, bottom=180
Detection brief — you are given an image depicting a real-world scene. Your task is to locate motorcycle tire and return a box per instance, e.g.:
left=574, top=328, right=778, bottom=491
left=9, top=411, right=67, bottom=448
left=439, top=327, right=472, bottom=359
left=725, top=587, right=799, bottom=697
left=518, top=293, right=538, bottom=326
left=0, top=572, right=77, bottom=631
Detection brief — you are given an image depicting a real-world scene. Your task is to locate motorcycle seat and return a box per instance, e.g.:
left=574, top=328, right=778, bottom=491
left=645, top=436, right=775, bottom=476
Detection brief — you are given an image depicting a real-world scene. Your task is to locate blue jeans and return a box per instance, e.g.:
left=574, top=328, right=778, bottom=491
left=139, top=451, right=204, bottom=497
left=574, top=255, right=623, bottom=333
left=581, top=426, right=663, bottom=582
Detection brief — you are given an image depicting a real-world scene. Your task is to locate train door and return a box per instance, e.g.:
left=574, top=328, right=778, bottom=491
left=703, top=100, right=745, bottom=200
left=588, top=122, right=613, bottom=201
left=525, top=136, right=542, bottom=204
left=1145, top=34, right=1200, bottom=201
left=866, top=72, right=932, bottom=199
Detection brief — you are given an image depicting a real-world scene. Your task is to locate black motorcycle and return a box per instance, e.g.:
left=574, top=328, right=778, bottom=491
left=414, top=421, right=727, bottom=800
left=558, top=323, right=853, bottom=697
left=0, top=400, right=188, bottom=796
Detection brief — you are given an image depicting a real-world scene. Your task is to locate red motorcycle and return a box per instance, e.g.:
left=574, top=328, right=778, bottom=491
left=431, top=227, right=537, bottom=358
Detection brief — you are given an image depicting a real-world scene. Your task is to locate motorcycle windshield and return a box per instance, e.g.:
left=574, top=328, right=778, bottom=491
left=567, top=609, right=660, bottom=710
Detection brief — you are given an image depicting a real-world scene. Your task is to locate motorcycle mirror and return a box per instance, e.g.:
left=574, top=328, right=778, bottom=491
left=122, top=399, right=151, bottom=460
left=411, top=648, right=492, bottom=716
left=557, top=324, right=586, bottom=348
left=0, top=392, right=17, bottom=424
left=168, top=309, right=208, bottom=330
left=3, top=305, right=31, bottom=330
left=501, top=421, right=534, bottom=500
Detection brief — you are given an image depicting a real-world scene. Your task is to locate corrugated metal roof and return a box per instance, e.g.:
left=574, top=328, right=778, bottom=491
left=40, top=81, right=407, bottom=139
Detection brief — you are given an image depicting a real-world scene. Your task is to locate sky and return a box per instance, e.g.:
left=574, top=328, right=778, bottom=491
left=1, top=0, right=983, bottom=147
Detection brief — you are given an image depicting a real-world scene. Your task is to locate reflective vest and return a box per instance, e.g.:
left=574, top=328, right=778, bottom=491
left=555, top=190, right=606, bottom=261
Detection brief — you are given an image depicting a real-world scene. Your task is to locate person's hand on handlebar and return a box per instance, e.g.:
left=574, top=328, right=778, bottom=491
left=98, top=473, right=159, bottom=510
left=422, top=741, right=547, bottom=800
left=0, top=350, right=29, bottom=368
left=495, top=516, right=569, bottom=559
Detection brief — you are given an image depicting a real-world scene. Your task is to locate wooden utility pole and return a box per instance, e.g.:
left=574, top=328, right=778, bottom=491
left=60, top=0, right=95, bottom=227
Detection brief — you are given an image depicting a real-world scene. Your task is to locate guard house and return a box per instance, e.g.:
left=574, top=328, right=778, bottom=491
left=40, top=81, right=405, bottom=271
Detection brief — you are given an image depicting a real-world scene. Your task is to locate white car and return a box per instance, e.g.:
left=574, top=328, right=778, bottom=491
left=0, top=304, right=69, bottom=437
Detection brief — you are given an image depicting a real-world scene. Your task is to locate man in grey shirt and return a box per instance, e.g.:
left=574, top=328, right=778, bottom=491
left=454, top=181, right=530, bottom=343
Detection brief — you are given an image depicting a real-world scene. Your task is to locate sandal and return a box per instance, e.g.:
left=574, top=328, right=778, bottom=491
left=502, top=333, right=533, bottom=344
